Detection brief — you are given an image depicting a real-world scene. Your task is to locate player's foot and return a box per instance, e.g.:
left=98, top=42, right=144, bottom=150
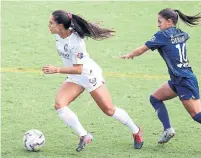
left=76, top=133, right=93, bottom=152
left=133, top=127, right=143, bottom=149
left=158, top=127, right=175, bottom=144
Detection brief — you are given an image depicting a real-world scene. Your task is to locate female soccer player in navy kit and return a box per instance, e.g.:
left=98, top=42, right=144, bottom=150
left=121, top=8, right=201, bottom=144
left=42, top=10, right=143, bottom=151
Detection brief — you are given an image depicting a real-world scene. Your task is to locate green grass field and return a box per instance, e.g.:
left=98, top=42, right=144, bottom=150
left=1, top=1, right=201, bottom=158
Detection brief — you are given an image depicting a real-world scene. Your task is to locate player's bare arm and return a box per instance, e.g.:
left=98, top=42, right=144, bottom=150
left=42, top=64, right=83, bottom=74
left=120, top=45, right=149, bottom=59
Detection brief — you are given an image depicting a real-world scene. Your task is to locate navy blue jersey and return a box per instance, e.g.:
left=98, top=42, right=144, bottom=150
left=145, top=27, right=194, bottom=82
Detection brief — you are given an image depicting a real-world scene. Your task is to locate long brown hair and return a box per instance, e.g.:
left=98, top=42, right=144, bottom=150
left=158, top=8, right=201, bottom=26
left=52, top=10, right=115, bottom=40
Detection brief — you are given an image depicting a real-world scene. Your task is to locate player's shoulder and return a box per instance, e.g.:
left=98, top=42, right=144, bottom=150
left=154, top=29, right=171, bottom=39
left=161, top=27, right=188, bottom=38
left=152, top=29, right=170, bottom=38
left=151, top=30, right=167, bottom=41
left=71, top=32, right=84, bottom=44
left=55, top=32, right=82, bottom=41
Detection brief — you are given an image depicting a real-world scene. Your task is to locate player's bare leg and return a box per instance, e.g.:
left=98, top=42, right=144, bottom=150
left=90, top=84, right=143, bottom=149
left=55, top=81, right=84, bottom=110
left=182, top=99, right=201, bottom=123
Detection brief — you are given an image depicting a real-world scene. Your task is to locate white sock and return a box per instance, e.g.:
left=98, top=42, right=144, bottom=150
left=57, top=106, right=87, bottom=136
left=112, top=107, right=139, bottom=134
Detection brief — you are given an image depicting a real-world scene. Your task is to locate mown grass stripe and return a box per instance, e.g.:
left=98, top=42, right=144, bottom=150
left=1, top=67, right=201, bottom=80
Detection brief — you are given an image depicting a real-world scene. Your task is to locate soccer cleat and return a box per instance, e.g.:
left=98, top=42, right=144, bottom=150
left=158, top=127, right=175, bottom=144
left=133, top=127, right=144, bottom=149
left=76, top=133, right=93, bottom=152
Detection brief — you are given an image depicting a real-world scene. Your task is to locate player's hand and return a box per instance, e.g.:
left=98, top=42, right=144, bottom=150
left=42, top=64, right=58, bottom=74
left=120, top=53, right=134, bottom=59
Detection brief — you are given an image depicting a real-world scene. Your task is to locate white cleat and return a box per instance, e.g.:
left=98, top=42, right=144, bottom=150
left=158, top=127, right=175, bottom=144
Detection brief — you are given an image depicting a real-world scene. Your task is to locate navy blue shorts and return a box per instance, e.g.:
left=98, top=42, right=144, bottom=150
left=168, top=75, right=200, bottom=100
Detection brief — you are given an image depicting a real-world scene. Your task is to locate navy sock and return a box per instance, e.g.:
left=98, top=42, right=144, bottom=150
left=150, top=95, right=171, bottom=130
left=193, top=112, right=201, bottom=124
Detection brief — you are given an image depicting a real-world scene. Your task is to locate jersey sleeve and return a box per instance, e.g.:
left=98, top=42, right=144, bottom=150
left=71, top=42, right=87, bottom=64
left=145, top=31, right=166, bottom=51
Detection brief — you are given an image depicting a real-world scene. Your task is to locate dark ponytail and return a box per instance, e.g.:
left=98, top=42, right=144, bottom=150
left=52, top=10, right=115, bottom=40
left=158, top=8, right=201, bottom=26
left=174, top=10, right=201, bottom=26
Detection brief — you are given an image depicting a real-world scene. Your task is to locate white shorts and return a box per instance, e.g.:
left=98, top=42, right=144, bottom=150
left=65, top=73, right=105, bottom=92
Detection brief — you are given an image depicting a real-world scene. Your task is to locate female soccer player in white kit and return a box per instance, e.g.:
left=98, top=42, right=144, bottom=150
left=42, top=10, right=143, bottom=151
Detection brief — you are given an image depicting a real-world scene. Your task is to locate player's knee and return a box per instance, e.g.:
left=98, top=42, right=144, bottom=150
left=103, top=107, right=115, bottom=116
left=188, top=107, right=201, bottom=117
left=189, top=112, right=197, bottom=117
left=150, top=95, right=161, bottom=105
left=54, top=103, right=64, bottom=110
left=192, top=112, right=201, bottom=123
left=150, top=95, right=163, bottom=110
left=54, top=100, right=69, bottom=110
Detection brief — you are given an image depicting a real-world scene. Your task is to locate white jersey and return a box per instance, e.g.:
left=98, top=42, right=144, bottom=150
left=56, top=32, right=102, bottom=79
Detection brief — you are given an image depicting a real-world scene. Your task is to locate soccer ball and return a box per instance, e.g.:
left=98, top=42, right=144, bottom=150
left=23, top=129, right=45, bottom=151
